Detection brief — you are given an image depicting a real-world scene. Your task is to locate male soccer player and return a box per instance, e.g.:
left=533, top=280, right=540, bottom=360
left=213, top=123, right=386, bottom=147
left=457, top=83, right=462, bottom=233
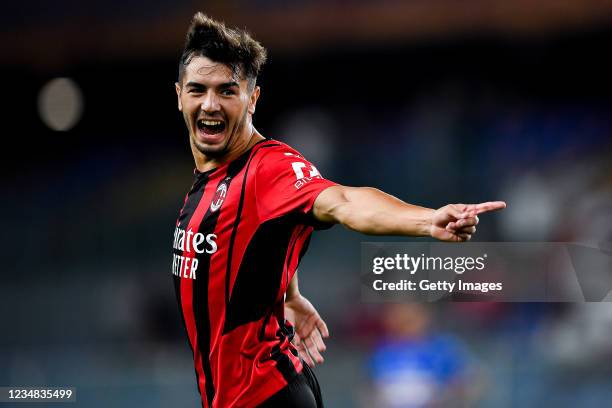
left=172, top=13, right=505, bottom=408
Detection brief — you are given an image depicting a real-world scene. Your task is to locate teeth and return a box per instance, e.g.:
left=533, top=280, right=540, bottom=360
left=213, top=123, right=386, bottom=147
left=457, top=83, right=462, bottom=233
left=200, top=120, right=222, bottom=126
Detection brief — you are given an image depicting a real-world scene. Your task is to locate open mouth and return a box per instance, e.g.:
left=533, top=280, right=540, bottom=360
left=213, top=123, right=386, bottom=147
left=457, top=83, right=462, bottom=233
left=197, top=119, right=226, bottom=135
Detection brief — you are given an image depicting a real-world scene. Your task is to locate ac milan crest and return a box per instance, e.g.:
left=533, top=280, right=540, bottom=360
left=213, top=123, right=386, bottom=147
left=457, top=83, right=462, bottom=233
left=210, top=179, right=229, bottom=212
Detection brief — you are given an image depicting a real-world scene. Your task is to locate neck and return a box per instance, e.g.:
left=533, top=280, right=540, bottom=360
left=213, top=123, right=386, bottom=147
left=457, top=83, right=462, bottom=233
left=192, top=124, right=265, bottom=172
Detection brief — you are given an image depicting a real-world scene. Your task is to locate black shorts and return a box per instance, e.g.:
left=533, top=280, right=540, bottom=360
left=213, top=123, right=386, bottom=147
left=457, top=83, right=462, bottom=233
left=258, top=363, right=324, bottom=408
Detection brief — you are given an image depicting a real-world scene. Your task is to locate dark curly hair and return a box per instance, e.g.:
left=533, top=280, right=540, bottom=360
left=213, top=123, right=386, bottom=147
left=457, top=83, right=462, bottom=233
left=178, top=13, right=267, bottom=90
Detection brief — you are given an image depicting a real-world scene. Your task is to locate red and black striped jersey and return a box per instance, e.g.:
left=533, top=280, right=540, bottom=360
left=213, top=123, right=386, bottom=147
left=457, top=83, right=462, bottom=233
left=172, top=139, right=337, bottom=408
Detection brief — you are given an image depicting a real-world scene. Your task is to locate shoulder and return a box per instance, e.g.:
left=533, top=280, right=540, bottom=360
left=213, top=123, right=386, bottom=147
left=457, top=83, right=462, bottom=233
left=253, top=140, right=309, bottom=173
left=254, top=139, right=305, bottom=161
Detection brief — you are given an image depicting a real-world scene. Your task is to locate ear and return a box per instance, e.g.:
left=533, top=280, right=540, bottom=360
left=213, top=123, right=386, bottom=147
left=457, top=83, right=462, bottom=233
left=175, top=82, right=183, bottom=111
left=248, top=86, right=260, bottom=115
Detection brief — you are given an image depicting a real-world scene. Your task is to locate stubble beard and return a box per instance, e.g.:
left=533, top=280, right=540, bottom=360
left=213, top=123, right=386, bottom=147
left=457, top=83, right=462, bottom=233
left=190, top=108, right=249, bottom=159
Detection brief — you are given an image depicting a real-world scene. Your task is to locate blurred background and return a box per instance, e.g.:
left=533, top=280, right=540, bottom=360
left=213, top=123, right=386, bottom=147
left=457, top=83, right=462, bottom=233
left=2, top=1, right=612, bottom=407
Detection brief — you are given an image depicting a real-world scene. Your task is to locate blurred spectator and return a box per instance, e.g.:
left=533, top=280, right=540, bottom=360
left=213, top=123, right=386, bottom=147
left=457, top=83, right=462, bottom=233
left=363, top=304, right=483, bottom=408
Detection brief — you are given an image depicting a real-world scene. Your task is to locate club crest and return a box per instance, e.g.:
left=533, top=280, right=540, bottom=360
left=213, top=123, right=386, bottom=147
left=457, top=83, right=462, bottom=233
left=210, top=180, right=229, bottom=212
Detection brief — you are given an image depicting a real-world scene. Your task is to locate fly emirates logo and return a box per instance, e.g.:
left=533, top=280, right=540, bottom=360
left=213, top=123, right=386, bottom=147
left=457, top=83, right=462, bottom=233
left=171, top=227, right=218, bottom=280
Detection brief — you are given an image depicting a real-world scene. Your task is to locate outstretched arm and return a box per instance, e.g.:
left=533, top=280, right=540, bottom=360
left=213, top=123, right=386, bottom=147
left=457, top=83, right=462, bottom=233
left=312, top=186, right=506, bottom=242
left=285, top=272, right=329, bottom=367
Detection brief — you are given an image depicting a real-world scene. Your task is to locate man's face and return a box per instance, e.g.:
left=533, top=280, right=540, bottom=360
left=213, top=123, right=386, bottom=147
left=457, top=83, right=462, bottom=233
left=176, top=56, right=260, bottom=158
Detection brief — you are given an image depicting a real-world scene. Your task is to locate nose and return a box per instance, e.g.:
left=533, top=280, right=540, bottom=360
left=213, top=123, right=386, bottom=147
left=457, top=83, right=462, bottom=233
left=201, top=91, right=220, bottom=113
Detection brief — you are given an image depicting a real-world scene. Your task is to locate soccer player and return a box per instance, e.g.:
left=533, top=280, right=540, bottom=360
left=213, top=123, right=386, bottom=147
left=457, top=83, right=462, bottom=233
left=171, top=13, right=506, bottom=408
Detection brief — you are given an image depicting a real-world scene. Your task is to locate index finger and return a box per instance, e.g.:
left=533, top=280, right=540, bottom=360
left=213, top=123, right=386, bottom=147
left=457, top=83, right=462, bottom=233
left=470, top=201, right=506, bottom=215
left=316, top=319, right=329, bottom=338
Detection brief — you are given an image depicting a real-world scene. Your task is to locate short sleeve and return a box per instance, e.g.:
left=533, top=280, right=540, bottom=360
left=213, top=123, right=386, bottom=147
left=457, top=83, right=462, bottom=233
left=255, top=145, right=337, bottom=221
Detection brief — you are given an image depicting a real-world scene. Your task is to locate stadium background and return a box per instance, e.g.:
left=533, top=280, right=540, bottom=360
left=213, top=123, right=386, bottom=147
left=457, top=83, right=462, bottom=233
left=2, top=1, right=612, bottom=406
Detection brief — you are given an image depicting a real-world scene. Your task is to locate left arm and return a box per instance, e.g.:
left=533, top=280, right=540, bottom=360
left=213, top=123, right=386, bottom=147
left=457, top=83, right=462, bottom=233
left=312, top=185, right=505, bottom=241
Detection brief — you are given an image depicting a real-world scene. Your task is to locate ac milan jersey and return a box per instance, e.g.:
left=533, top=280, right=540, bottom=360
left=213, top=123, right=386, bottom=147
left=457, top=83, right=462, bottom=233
left=171, top=139, right=336, bottom=408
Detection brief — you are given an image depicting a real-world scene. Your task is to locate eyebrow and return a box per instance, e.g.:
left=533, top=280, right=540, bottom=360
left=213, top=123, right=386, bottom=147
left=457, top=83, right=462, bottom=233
left=185, top=81, right=204, bottom=89
left=185, top=81, right=239, bottom=89
left=219, top=81, right=239, bottom=89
